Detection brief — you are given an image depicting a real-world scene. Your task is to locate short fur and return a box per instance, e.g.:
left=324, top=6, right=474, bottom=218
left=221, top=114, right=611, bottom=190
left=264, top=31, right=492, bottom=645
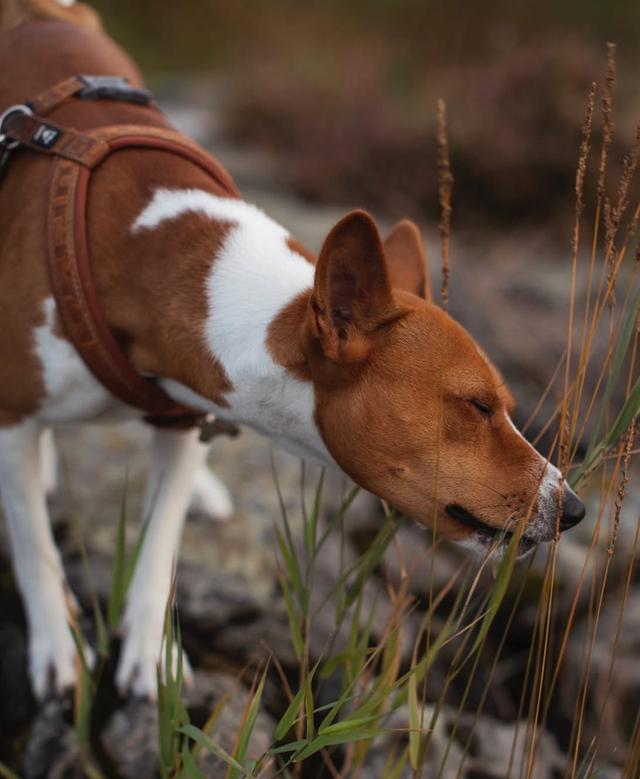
left=0, top=0, right=584, bottom=700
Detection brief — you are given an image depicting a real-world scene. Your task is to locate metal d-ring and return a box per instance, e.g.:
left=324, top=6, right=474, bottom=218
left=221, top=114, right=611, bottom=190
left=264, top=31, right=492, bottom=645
left=0, top=103, right=33, bottom=149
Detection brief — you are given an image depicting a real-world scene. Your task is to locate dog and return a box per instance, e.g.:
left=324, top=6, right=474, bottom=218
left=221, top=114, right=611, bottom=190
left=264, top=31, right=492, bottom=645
left=0, top=0, right=585, bottom=701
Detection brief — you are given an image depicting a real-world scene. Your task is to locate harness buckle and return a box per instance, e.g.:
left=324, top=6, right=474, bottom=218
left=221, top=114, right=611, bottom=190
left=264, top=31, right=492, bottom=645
left=0, top=103, right=33, bottom=149
left=77, top=75, right=152, bottom=105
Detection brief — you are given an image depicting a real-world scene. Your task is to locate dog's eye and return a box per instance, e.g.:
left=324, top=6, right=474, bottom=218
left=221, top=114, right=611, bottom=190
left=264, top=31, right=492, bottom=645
left=470, top=399, right=492, bottom=418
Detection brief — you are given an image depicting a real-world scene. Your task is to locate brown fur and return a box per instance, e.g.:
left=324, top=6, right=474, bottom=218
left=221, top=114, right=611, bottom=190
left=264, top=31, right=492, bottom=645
left=0, top=1, right=571, bottom=546
left=0, top=0, right=100, bottom=33
left=383, top=219, right=431, bottom=301
left=270, top=211, right=549, bottom=538
left=0, top=11, right=234, bottom=423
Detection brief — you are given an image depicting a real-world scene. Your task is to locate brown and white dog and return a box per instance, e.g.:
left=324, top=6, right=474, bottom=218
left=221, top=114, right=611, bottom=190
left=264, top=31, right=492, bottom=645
left=0, top=0, right=584, bottom=700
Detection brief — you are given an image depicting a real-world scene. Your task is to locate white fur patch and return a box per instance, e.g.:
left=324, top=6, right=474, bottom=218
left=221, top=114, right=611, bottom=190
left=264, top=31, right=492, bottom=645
left=0, top=421, right=86, bottom=697
left=504, top=411, right=563, bottom=540
left=33, top=298, right=133, bottom=424
left=134, top=189, right=334, bottom=466
left=117, top=427, right=205, bottom=697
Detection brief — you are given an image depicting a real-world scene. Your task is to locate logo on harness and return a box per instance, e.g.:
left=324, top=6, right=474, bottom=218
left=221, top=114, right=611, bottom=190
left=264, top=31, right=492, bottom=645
left=32, top=123, right=61, bottom=149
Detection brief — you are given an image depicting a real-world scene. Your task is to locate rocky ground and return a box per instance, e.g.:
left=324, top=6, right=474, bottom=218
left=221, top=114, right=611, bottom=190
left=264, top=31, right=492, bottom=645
left=0, top=84, right=638, bottom=778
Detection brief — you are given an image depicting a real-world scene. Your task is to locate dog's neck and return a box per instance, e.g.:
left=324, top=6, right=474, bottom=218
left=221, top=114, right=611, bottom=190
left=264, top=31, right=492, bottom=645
left=128, top=188, right=334, bottom=465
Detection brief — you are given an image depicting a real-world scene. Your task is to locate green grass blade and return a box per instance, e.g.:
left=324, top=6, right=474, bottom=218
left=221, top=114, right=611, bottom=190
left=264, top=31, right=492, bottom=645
left=572, top=373, right=640, bottom=487
left=319, top=714, right=382, bottom=736
left=294, top=729, right=386, bottom=761
left=270, top=740, right=308, bottom=755
left=274, top=525, right=306, bottom=613
left=69, top=625, right=94, bottom=746
left=585, top=293, right=639, bottom=457
left=107, top=474, right=129, bottom=630
left=408, top=661, right=420, bottom=769
left=317, top=485, right=360, bottom=552
left=229, top=667, right=268, bottom=779
left=305, top=468, right=325, bottom=559
left=180, top=725, right=248, bottom=776
left=122, top=516, right=151, bottom=602
left=93, top=600, right=109, bottom=659
left=344, top=515, right=398, bottom=610
left=468, top=531, right=520, bottom=657
left=277, top=571, right=304, bottom=661
left=181, top=742, right=207, bottom=779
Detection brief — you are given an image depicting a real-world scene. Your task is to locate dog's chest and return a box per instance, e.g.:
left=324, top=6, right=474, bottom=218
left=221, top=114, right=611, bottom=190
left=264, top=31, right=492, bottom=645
left=34, top=298, right=135, bottom=424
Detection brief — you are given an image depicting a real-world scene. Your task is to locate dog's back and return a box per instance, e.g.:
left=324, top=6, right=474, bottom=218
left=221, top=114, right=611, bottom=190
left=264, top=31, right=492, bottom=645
left=0, top=0, right=147, bottom=110
left=0, top=0, right=99, bottom=33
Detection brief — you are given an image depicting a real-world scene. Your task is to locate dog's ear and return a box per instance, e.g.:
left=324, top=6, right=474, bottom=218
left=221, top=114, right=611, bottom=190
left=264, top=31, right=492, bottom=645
left=383, top=219, right=431, bottom=301
left=310, top=210, right=399, bottom=363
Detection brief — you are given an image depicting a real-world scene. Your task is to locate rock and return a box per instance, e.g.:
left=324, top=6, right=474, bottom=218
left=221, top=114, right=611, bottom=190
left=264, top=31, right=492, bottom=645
left=213, top=608, right=299, bottom=669
left=177, top=566, right=263, bottom=633
left=101, top=670, right=276, bottom=779
left=22, top=697, right=84, bottom=779
left=360, top=705, right=465, bottom=779
left=564, top=590, right=640, bottom=763
left=101, top=697, right=160, bottom=779
left=185, top=670, right=276, bottom=777
left=0, top=624, right=33, bottom=738
left=361, top=705, right=567, bottom=779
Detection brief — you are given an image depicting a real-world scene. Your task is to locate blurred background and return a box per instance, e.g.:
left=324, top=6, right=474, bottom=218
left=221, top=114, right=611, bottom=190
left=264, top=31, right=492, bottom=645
left=1, top=1, right=639, bottom=777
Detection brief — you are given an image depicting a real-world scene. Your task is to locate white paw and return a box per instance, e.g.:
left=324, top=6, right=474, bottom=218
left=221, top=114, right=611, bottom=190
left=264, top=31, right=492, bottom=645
left=189, top=466, right=233, bottom=521
left=29, top=622, right=93, bottom=700
left=116, top=620, right=193, bottom=699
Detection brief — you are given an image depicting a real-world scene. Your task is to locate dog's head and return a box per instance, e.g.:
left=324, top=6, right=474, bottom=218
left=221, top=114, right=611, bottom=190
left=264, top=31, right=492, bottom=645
left=302, top=210, right=584, bottom=557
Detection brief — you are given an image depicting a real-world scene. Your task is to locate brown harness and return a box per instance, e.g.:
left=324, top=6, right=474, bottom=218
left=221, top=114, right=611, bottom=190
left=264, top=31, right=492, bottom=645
left=0, top=75, right=239, bottom=437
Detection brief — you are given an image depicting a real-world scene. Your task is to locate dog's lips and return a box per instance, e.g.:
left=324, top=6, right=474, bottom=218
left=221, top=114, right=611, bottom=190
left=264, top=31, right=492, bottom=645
left=444, top=503, right=538, bottom=556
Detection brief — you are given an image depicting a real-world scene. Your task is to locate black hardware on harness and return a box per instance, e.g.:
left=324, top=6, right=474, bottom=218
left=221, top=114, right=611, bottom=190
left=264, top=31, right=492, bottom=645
left=75, top=75, right=152, bottom=105
left=0, top=103, right=33, bottom=184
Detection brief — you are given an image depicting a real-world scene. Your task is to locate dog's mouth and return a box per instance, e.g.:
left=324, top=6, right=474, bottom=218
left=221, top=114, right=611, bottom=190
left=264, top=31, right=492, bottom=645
left=445, top=503, right=538, bottom=557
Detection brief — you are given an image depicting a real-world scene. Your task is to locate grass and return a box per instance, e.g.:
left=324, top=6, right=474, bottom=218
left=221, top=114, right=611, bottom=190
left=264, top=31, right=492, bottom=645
left=2, top=46, right=640, bottom=779
left=162, top=47, right=639, bottom=776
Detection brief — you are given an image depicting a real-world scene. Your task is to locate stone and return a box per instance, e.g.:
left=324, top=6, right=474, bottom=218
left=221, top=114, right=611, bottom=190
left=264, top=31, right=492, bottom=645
left=22, top=697, right=84, bottom=779
left=101, top=697, right=160, bottom=779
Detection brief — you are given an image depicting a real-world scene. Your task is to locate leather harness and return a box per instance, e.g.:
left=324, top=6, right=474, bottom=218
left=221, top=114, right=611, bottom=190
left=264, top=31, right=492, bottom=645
left=0, top=75, right=239, bottom=438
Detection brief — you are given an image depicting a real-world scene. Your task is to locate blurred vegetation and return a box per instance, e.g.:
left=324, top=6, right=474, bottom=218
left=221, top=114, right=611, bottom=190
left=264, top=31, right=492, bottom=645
left=91, top=0, right=640, bottom=230
left=91, top=1, right=640, bottom=76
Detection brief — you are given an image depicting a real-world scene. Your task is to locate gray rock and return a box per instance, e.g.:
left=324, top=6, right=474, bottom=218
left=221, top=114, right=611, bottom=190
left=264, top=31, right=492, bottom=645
left=22, top=697, right=84, bottom=779
left=101, top=670, right=276, bottom=779
left=0, top=624, right=33, bottom=735
left=177, top=566, right=263, bottom=633
left=101, top=697, right=160, bottom=779
left=185, top=671, right=276, bottom=777
left=565, top=590, right=640, bottom=764
left=361, top=705, right=567, bottom=779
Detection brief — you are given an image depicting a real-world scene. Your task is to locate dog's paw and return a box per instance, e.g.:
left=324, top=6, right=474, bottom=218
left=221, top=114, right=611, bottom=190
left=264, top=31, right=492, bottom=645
left=29, top=624, right=93, bottom=701
left=116, top=622, right=193, bottom=699
left=189, top=466, right=234, bottom=521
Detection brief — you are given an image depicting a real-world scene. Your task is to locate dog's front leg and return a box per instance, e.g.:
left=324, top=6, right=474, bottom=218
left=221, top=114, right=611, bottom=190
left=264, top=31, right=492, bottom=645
left=116, top=426, right=208, bottom=698
left=0, top=421, right=85, bottom=699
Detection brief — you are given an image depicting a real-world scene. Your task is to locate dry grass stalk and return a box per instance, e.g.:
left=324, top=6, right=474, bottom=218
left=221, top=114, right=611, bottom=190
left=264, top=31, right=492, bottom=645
left=597, top=43, right=616, bottom=202
left=574, top=83, right=596, bottom=226
left=436, top=98, right=453, bottom=311
left=560, top=83, right=596, bottom=473
left=608, top=418, right=636, bottom=557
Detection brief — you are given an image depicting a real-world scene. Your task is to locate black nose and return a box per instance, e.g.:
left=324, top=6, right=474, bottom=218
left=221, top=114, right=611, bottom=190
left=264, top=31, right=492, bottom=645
left=559, top=484, right=586, bottom=530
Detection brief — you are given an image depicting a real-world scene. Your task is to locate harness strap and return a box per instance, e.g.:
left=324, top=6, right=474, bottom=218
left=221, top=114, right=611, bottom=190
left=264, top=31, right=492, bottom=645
left=27, top=74, right=153, bottom=115
left=44, top=124, right=240, bottom=420
left=5, top=112, right=108, bottom=165
left=0, top=77, right=240, bottom=433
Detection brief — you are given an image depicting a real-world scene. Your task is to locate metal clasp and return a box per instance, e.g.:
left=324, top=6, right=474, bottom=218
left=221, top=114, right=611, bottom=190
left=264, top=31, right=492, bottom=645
left=0, top=103, right=33, bottom=149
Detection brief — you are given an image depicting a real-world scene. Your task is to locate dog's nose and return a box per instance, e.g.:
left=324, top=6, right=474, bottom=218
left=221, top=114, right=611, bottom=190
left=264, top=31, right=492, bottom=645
left=559, top=484, right=585, bottom=530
